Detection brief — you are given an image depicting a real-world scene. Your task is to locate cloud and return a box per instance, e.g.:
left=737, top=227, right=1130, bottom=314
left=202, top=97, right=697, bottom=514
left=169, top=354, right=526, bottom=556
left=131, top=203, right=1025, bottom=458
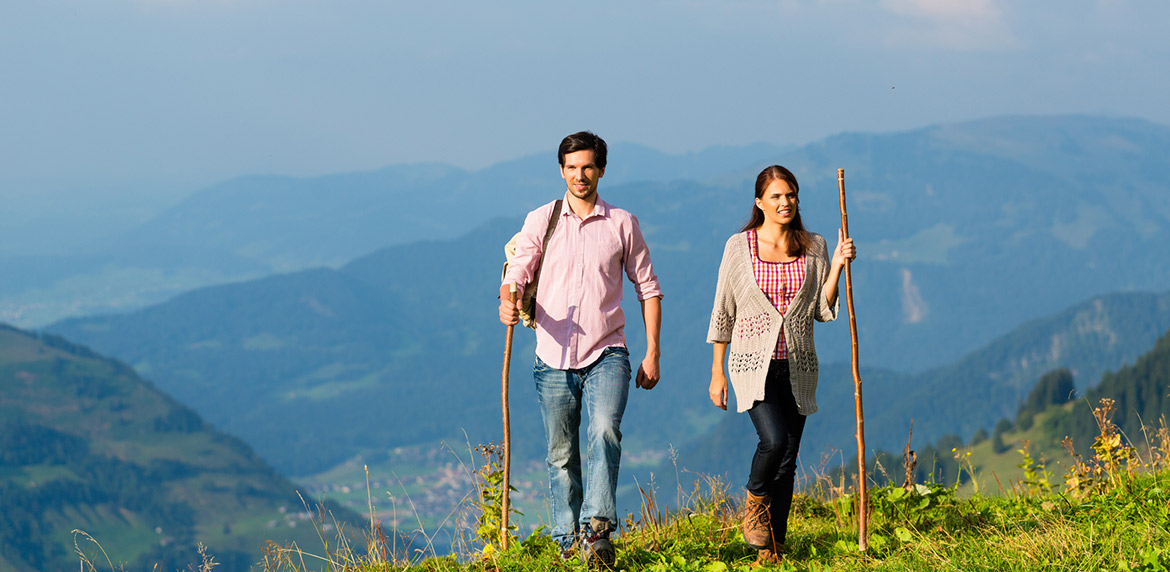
left=878, top=0, right=1017, bottom=51
left=882, top=0, right=999, bottom=21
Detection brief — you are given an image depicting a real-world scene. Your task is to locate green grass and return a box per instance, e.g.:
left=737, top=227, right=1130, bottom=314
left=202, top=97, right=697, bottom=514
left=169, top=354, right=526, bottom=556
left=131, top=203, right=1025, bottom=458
left=239, top=402, right=1170, bottom=572
left=68, top=410, right=1170, bottom=572
left=231, top=464, right=1169, bottom=572
left=13, top=463, right=81, bottom=484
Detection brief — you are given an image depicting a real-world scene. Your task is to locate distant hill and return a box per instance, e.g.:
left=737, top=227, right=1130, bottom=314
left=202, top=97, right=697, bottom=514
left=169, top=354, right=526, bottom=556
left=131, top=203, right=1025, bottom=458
left=0, top=143, right=786, bottom=327
left=49, top=219, right=552, bottom=476
left=47, top=114, right=1170, bottom=481
left=0, top=324, right=364, bottom=571
left=1043, top=325, right=1170, bottom=459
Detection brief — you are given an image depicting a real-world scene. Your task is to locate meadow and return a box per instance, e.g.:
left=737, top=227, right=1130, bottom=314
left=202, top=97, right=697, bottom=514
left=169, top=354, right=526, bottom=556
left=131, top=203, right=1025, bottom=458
left=85, top=397, right=1167, bottom=572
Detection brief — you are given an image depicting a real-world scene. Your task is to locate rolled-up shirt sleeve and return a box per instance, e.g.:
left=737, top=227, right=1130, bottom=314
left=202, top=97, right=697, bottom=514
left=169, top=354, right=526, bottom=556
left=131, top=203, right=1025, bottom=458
left=502, top=204, right=552, bottom=298
left=623, top=214, right=663, bottom=301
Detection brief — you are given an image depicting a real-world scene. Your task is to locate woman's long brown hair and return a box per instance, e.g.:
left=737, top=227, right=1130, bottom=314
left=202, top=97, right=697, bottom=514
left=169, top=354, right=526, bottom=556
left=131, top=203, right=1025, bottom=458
left=740, top=165, right=811, bottom=258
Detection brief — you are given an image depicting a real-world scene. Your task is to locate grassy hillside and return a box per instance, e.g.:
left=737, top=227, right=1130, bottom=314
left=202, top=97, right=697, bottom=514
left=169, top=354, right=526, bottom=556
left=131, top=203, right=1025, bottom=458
left=232, top=443, right=1170, bottom=571
left=973, top=326, right=1170, bottom=492
left=0, top=324, right=364, bottom=571
left=852, top=324, right=1170, bottom=500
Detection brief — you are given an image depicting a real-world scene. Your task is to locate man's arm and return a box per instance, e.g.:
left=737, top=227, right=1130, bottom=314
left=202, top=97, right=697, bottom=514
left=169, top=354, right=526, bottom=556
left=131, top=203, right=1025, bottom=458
left=635, top=295, right=662, bottom=390
left=498, top=205, right=551, bottom=325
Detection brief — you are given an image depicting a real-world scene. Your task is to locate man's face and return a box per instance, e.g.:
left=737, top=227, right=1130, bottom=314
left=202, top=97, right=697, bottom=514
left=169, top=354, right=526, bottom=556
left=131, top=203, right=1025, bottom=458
left=560, top=150, right=605, bottom=201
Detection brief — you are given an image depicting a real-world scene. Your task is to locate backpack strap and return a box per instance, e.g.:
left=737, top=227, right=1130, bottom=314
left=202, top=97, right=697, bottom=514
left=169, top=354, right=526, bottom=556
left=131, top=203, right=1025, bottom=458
left=531, top=199, right=563, bottom=291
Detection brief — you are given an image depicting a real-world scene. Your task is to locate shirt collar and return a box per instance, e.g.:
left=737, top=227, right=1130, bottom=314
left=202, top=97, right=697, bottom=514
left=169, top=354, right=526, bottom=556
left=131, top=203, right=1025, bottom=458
left=561, top=192, right=609, bottom=220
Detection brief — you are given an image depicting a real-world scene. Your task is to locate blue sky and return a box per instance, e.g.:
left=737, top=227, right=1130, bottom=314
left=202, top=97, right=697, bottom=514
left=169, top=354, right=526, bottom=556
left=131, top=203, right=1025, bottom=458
left=2, top=0, right=1168, bottom=200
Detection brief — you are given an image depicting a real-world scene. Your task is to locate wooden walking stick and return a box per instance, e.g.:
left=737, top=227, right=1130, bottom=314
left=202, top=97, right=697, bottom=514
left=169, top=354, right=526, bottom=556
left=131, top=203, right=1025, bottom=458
left=838, top=168, right=869, bottom=552
left=499, top=284, right=517, bottom=550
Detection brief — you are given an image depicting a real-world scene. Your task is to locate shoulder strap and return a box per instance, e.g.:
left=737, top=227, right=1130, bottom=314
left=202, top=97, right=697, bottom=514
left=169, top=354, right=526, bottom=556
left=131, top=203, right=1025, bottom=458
left=543, top=200, right=563, bottom=249
left=532, top=200, right=562, bottom=286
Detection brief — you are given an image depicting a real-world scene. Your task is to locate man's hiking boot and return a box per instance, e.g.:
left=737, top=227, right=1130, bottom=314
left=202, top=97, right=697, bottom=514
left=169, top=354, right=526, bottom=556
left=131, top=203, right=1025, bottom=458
left=742, top=491, right=773, bottom=550
left=580, top=517, right=616, bottom=568
left=558, top=537, right=579, bottom=562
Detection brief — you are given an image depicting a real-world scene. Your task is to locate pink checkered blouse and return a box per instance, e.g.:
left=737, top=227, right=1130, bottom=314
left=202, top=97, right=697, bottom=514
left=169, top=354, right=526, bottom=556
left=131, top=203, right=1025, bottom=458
left=748, top=229, right=806, bottom=359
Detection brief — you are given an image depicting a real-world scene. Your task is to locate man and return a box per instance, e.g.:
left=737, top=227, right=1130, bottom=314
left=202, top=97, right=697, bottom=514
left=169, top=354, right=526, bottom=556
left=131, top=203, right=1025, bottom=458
left=499, top=131, right=663, bottom=566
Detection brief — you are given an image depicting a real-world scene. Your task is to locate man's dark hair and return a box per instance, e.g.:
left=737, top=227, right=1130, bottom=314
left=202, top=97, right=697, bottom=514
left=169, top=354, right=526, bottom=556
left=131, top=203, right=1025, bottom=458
left=558, top=131, right=608, bottom=170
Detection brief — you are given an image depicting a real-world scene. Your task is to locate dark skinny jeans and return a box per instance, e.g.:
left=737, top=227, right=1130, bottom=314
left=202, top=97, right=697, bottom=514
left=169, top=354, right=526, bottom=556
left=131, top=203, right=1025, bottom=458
left=745, top=359, right=807, bottom=545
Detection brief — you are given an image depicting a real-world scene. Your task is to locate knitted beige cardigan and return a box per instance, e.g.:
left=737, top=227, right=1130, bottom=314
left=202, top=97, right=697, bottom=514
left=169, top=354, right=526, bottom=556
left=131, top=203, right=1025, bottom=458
left=707, top=231, right=838, bottom=414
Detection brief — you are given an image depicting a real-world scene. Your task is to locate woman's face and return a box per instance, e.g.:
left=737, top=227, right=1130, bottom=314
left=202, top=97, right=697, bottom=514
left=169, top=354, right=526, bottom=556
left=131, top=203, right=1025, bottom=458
left=755, top=179, right=798, bottom=227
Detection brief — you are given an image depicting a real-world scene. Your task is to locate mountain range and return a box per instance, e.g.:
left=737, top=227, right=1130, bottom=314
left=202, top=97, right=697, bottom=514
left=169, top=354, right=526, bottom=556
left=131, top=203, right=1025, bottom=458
left=0, top=143, right=786, bottom=327
left=46, top=115, right=1170, bottom=483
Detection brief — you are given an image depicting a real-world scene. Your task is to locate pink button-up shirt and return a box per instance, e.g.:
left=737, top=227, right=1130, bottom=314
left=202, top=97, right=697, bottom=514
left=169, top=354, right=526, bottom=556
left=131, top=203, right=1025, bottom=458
left=503, top=194, right=663, bottom=370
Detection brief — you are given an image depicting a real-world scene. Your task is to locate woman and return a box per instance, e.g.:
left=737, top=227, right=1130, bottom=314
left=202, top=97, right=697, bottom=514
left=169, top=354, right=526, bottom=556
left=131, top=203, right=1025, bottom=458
left=706, top=165, right=856, bottom=563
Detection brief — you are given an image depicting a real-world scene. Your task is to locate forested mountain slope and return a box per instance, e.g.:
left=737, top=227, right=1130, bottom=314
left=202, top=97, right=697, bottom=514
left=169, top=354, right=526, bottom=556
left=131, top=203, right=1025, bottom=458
left=0, top=324, right=361, bottom=571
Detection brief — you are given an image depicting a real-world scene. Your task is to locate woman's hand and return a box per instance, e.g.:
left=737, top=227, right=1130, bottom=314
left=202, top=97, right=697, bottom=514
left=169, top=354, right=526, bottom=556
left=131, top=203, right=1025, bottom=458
left=832, top=228, right=857, bottom=270
left=709, top=372, right=728, bottom=410
left=824, top=228, right=858, bottom=308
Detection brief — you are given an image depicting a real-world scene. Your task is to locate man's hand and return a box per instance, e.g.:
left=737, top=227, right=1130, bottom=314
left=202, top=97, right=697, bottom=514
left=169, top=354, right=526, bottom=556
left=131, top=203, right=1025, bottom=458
left=635, top=353, right=660, bottom=390
left=499, top=284, right=519, bottom=326
left=636, top=296, right=662, bottom=390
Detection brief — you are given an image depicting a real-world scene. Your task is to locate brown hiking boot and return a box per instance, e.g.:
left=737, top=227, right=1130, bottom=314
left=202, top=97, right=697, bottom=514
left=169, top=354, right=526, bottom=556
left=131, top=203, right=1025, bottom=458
left=742, top=491, right=773, bottom=550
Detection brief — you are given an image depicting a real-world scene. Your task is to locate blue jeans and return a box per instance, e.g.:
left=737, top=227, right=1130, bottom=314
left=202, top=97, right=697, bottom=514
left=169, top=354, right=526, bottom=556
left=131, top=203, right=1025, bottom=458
left=745, top=359, right=806, bottom=545
left=534, top=346, right=631, bottom=550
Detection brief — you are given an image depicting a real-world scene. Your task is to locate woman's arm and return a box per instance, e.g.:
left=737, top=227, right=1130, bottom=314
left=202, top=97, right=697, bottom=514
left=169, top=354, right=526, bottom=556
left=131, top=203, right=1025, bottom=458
left=709, top=342, right=729, bottom=410
left=707, top=236, right=739, bottom=342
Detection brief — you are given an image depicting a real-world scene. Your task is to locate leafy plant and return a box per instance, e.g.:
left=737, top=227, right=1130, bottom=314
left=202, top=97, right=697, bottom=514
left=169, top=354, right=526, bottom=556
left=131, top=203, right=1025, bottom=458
left=1064, top=398, right=1140, bottom=499
left=468, top=443, right=520, bottom=556
left=1014, top=440, right=1053, bottom=496
left=870, top=482, right=954, bottom=527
